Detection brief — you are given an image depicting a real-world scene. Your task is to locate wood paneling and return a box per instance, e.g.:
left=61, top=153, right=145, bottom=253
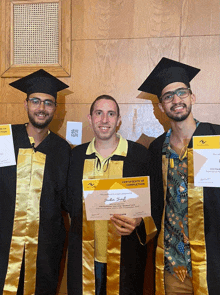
left=0, top=103, right=28, bottom=124
left=0, top=77, right=27, bottom=103
left=0, top=0, right=7, bottom=76
left=181, top=0, right=220, bottom=36
left=1, top=0, right=71, bottom=78
left=0, top=104, right=8, bottom=123
left=193, top=103, right=220, bottom=125
left=63, top=37, right=179, bottom=104
left=181, top=36, right=220, bottom=103
left=72, top=0, right=182, bottom=40
left=50, top=103, right=93, bottom=142
left=0, top=0, right=219, bottom=294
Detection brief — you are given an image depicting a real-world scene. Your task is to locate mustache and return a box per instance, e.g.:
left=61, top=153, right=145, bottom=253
left=170, top=103, right=187, bottom=111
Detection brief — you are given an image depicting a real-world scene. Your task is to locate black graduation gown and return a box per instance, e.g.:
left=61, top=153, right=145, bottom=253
left=67, top=140, right=153, bottom=295
left=149, top=122, right=220, bottom=295
left=0, top=124, right=71, bottom=295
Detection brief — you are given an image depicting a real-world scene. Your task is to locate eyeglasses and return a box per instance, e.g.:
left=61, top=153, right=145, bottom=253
left=160, top=88, right=192, bottom=104
left=27, top=97, right=56, bottom=109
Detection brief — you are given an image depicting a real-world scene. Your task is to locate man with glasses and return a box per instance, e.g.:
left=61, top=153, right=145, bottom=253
left=0, top=69, right=71, bottom=294
left=138, top=57, right=220, bottom=295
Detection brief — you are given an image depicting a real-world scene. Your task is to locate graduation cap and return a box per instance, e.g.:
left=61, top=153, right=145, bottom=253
left=138, top=57, right=200, bottom=99
left=9, top=69, right=69, bottom=99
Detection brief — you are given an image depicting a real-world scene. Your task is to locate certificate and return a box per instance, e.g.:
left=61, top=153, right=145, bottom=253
left=83, top=176, right=151, bottom=220
left=0, top=124, right=16, bottom=167
left=193, top=135, right=220, bottom=187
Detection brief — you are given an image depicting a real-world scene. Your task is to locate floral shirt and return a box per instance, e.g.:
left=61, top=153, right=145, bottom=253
left=163, top=120, right=200, bottom=282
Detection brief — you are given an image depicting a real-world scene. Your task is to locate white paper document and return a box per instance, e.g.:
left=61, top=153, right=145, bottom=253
left=83, top=176, right=151, bottom=220
left=66, top=121, right=82, bottom=145
left=0, top=124, right=16, bottom=167
left=193, top=135, right=220, bottom=187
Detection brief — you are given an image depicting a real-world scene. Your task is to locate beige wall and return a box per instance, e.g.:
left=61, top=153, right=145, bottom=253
left=1, top=0, right=220, bottom=141
left=0, top=0, right=219, bottom=294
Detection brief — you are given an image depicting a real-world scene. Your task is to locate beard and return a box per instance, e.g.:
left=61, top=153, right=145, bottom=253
left=165, top=103, right=192, bottom=122
left=28, top=111, right=54, bottom=129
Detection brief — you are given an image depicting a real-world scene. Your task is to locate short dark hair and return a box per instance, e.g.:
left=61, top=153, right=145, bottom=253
left=90, top=95, right=120, bottom=117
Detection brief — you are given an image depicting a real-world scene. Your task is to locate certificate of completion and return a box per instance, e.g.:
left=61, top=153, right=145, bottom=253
left=0, top=124, right=16, bottom=167
left=193, top=135, right=220, bottom=187
left=83, top=176, right=151, bottom=220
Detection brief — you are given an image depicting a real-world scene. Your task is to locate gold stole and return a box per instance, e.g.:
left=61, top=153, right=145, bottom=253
left=155, top=151, right=208, bottom=295
left=187, top=148, right=208, bottom=294
left=138, top=217, right=157, bottom=245
left=3, top=148, right=46, bottom=295
left=155, top=155, right=168, bottom=295
left=82, top=159, right=123, bottom=295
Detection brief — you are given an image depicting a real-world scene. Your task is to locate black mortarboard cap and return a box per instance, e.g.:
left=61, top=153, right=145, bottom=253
left=9, top=69, right=69, bottom=99
left=138, top=57, right=200, bottom=98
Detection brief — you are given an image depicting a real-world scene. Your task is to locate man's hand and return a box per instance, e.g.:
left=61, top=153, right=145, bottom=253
left=110, top=214, right=142, bottom=236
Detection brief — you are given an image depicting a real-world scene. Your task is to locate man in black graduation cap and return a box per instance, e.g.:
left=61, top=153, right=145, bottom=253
left=0, top=69, right=71, bottom=294
left=138, top=57, right=220, bottom=295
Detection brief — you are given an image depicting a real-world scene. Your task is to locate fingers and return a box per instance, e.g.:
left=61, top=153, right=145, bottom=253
left=111, top=219, right=132, bottom=236
left=110, top=215, right=142, bottom=236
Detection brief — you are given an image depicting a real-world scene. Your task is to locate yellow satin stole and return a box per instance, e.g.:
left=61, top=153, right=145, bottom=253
left=3, top=145, right=46, bottom=295
left=82, top=159, right=123, bottom=295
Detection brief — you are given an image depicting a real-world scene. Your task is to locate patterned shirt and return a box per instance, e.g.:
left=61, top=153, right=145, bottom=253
left=163, top=120, right=200, bottom=282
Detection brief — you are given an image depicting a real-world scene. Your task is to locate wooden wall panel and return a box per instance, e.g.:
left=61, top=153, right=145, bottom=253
left=64, top=37, right=179, bottom=104
left=0, top=0, right=6, bottom=76
left=193, top=104, right=220, bottom=125
left=0, top=78, right=26, bottom=103
left=50, top=103, right=93, bottom=142
left=0, top=103, right=28, bottom=124
left=0, top=104, right=7, bottom=123
left=180, top=36, right=220, bottom=104
left=1, top=0, right=71, bottom=78
left=182, top=0, right=220, bottom=36
left=72, top=0, right=182, bottom=40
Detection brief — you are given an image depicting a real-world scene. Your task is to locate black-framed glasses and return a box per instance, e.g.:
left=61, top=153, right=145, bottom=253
left=27, top=97, right=56, bottom=109
left=160, top=88, right=192, bottom=104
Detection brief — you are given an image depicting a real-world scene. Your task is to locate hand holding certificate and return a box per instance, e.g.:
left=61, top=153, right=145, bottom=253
left=83, top=176, right=151, bottom=220
left=110, top=214, right=142, bottom=236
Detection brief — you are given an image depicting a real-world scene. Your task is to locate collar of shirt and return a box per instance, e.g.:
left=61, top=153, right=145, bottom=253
left=162, top=119, right=200, bottom=159
left=86, top=134, right=128, bottom=160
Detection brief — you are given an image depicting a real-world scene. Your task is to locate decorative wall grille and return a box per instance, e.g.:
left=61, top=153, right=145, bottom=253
left=13, top=2, right=59, bottom=64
